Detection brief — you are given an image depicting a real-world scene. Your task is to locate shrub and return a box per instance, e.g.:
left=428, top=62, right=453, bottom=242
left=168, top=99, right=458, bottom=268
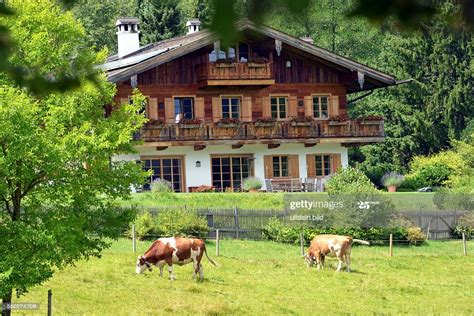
left=452, top=211, right=474, bottom=239
left=325, top=166, right=377, bottom=194
left=193, top=185, right=215, bottom=193
left=155, top=209, right=209, bottom=238
left=151, top=178, right=174, bottom=194
left=262, top=218, right=410, bottom=244
left=242, top=177, right=263, bottom=191
left=131, top=211, right=156, bottom=240
left=381, top=172, right=404, bottom=188
left=406, top=227, right=426, bottom=245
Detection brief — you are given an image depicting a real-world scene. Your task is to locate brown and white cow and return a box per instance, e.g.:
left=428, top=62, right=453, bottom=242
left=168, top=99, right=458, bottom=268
left=136, top=237, right=217, bottom=280
left=304, top=234, right=370, bottom=272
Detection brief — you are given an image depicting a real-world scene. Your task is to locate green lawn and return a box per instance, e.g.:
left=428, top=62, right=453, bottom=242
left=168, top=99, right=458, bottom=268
left=119, top=192, right=438, bottom=211
left=15, top=239, right=474, bottom=315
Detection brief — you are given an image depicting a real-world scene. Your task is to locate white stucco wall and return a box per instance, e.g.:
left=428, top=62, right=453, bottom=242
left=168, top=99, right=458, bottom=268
left=113, top=143, right=348, bottom=191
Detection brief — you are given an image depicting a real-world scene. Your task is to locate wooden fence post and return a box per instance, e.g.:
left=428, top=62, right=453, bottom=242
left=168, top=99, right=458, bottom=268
left=216, top=229, right=220, bottom=257
left=234, top=206, right=239, bottom=239
left=132, top=224, right=136, bottom=253
left=47, top=289, right=52, bottom=316
left=300, top=229, right=305, bottom=256
left=389, top=234, right=393, bottom=257
left=462, top=233, right=467, bottom=256
left=426, top=221, right=431, bottom=241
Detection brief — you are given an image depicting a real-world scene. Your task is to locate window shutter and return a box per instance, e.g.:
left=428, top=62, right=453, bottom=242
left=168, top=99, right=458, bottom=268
left=148, top=97, right=158, bottom=120
left=331, top=154, right=341, bottom=174
left=164, top=97, right=174, bottom=123
left=306, top=154, right=316, bottom=178
left=288, top=155, right=300, bottom=178
left=288, top=96, right=298, bottom=118
left=212, top=97, right=222, bottom=123
left=304, top=96, right=313, bottom=117
left=195, top=97, right=205, bottom=121
left=330, top=95, right=340, bottom=117
left=262, top=97, right=271, bottom=118
left=263, top=155, right=273, bottom=179
left=241, top=96, right=252, bottom=122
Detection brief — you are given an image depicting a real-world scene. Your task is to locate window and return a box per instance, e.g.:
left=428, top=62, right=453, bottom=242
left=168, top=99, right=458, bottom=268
left=315, top=155, right=331, bottom=176
left=221, top=96, right=241, bottom=119
left=271, top=97, right=287, bottom=119
left=273, top=156, right=289, bottom=178
left=313, top=95, right=329, bottom=118
left=238, top=43, right=250, bottom=62
left=209, top=49, right=226, bottom=62
left=141, top=157, right=183, bottom=192
left=212, top=156, right=252, bottom=191
left=174, top=97, right=194, bottom=121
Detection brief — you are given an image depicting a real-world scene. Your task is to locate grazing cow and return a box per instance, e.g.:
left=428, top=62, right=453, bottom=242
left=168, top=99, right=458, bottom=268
left=304, top=234, right=370, bottom=272
left=136, top=237, right=216, bottom=280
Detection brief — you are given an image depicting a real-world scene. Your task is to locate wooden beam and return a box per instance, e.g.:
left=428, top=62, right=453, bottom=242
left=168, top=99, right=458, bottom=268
left=205, top=79, right=275, bottom=86
left=232, top=143, right=243, bottom=149
left=268, top=143, right=280, bottom=149
left=194, top=144, right=206, bottom=151
left=156, top=146, right=168, bottom=151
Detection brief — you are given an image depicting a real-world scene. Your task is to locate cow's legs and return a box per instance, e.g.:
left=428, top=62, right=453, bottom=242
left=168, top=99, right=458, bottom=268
left=335, top=251, right=344, bottom=272
left=320, top=255, right=325, bottom=269
left=159, top=265, right=164, bottom=278
left=167, top=264, right=176, bottom=280
left=199, top=263, right=204, bottom=280
left=345, top=253, right=351, bottom=272
left=192, top=259, right=199, bottom=280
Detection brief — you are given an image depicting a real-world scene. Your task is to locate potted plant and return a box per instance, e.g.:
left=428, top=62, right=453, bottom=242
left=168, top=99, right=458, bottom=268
left=179, top=118, right=203, bottom=129
left=217, top=117, right=240, bottom=128
left=328, top=115, right=349, bottom=126
left=145, top=118, right=164, bottom=128
left=357, top=115, right=383, bottom=125
left=242, top=177, right=263, bottom=193
left=255, top=117, right=276, bottom=127
left=247, top=57, right=269, bottom=67
left=214, top=58, right=236, bottom=67
left=290, top=116, right=314, bottom=127
left=381, top=172, right=404, bottom=192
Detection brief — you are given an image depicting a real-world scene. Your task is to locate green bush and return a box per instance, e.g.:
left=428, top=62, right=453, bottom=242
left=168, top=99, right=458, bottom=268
left=325, top=167, right=377, bottom=194
left=151, top=178, right=174, bottom=193
left=242, top=177, right=263, bottom=191
left=452, top=211, right=474, bottom=239
left=132, top=211, right=156, bottom=240
left=406, top=227, right=426, bottom=245
left=130, top=209, right=209, bottom=239
left=155, top=209, right=209, bottom=238
left=381, top=172, right=404, bottom=188
left=262, top=218, right=409, bottom=244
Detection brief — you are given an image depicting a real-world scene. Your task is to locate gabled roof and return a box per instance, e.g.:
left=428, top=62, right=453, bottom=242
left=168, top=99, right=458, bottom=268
left=101, top=20, right=396, bottom=91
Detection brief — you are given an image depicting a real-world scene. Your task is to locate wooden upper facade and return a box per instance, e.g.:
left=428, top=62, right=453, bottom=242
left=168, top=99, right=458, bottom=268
left=104, top=21, right=395, bottom=148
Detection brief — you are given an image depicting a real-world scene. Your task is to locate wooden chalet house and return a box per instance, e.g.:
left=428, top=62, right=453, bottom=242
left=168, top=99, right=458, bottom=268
left=102, top=18, right=396, bottom=192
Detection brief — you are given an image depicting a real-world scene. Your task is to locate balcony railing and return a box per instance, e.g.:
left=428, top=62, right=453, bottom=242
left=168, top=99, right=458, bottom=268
left=197, top=62, right=273, bottom=83
left=138, top=119, right=384, bottom=143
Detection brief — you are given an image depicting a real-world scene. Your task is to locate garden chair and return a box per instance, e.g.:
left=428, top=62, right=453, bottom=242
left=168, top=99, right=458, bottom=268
left=265, top=179, right=273, bottom=193
left=291, top=178, right=303, bottom=192
left=304, top=178, right=315, bottom=192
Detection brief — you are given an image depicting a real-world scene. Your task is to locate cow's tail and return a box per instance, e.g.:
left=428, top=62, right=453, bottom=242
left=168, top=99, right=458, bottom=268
left=204, top=246, right=217, bottom=267
left=352, top=239, right=370, bottom=246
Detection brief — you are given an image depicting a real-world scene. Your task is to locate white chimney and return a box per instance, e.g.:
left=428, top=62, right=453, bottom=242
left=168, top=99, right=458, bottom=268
left=300, top=36, right=314, bottom=45
left=186, top=19, right=201, bottom=35
left=116, top=17, right=140, bottom=58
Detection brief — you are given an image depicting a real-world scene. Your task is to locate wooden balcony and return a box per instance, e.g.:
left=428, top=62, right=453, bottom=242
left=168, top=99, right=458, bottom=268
left=196, top=62, right=275, bottom=86
left=138, top=119, right=384, bottom=146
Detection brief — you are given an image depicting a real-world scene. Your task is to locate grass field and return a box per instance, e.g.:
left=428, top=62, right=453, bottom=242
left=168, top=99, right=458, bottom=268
left=119, top=192, right=438, bottom=211
left=15, top=239, right=474, bottom=315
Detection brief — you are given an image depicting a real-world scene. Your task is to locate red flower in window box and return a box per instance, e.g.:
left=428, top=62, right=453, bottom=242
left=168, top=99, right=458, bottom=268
left=179, top=118, right=203, bottom=128
left=254, top=117, right=276, bottom=127
left=217, top=117, right=240, bottom=127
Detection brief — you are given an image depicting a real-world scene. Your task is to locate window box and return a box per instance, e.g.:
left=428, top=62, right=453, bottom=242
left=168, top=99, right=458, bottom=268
left=328, top=121, right=348, bottom=126
left=359, top=121, right=381, bottom=125
left=247, top=62, right=268, bottom=68
left=214, top=62, right=236, bottom=68
left=291, top=121, right=313, bottom=127
left=179, top=123, right=202, bottom=129
left=255, top=122, right=275, bottom=127
left=217, top=123, right=239, bottom=128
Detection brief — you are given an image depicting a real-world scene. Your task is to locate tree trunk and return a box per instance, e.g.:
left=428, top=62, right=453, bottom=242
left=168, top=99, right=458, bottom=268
left=2, top=289, right=12, bottom=316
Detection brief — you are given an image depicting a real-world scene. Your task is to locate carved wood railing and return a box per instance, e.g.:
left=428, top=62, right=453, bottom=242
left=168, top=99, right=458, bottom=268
left=197, top=62, right=273, bottom=81
left=138, top=120, right=384, bottom=142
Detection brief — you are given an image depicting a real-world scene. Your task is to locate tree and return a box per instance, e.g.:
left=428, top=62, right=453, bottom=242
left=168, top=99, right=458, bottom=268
left=71, top=0, right=136, bottom=54
left=0, top=1, right=146, bottom=314
left=137, top=0, right=182, bottom=45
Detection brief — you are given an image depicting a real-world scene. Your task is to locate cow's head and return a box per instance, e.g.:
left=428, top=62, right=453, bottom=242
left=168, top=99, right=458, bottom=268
left=303, top=253, right=315, bottom=267
left=136, top=256, right=152, bottom=274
